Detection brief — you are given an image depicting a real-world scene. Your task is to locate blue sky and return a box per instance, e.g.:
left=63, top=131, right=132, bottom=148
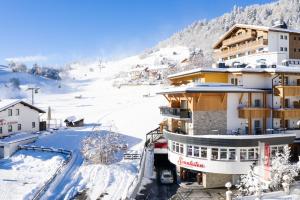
left=0, top=0, right=274, bottom=66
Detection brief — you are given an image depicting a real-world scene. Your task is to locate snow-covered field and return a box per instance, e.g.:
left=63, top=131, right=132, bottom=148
left=0, top=150, right=65, bottom=199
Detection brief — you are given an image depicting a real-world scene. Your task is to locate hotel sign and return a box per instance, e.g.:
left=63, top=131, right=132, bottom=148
left=0, top=119, right=18, bottom=126
left=177, top=156, right=205, bottom=169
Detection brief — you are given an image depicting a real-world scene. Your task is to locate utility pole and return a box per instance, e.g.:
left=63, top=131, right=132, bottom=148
left=27, top=87, right=40, bottom=105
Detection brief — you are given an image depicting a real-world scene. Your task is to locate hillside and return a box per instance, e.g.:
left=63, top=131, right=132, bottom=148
left=157, top=0, right=300, bottom=55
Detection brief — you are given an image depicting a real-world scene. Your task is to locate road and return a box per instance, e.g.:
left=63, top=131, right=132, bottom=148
left=135, top=170, right=179, bottom=200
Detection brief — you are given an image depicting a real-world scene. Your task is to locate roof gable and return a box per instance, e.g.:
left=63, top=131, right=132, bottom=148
left=0, top=99, right=45, bottom=113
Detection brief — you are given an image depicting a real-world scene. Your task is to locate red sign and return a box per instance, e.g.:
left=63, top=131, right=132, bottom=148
left=177, top=156, right=205, bottom=169
left=0, top=119, right=17, bottom=126
left=264, top=143, right=271, bottom=180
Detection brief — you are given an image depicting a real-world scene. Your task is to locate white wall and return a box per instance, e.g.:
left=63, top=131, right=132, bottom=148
left=242, top=74, right=272, bottom=89
left=227, top=93, right=246, bottom=131
left=268, top=31, right=289, bottom=58
left=0, top=103, right=41, bottom=134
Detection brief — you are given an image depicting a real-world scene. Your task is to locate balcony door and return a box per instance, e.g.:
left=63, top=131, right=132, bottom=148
left=284, top=98, right=290, bottom=108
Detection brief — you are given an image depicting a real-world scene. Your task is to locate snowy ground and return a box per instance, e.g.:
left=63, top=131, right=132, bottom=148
left=0, top=47, right=182, bottom=199
left=0, top=150, right=65, bottom=199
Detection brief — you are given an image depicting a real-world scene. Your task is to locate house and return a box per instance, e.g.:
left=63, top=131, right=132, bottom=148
left=0, top=99, right=46, bottom=136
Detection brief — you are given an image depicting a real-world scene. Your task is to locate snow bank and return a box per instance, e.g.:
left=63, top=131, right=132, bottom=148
left=0, top=150, right=65, bottom=200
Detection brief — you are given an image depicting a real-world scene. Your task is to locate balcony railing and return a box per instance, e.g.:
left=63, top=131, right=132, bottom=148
left=273, top=109, right=300, bottom=119
left=274, top=85, right=300, bottom=97
left=222, top=31, right=256, bottom=46
left=217, top=39, right=268, bottom=58
left=159, top=106, right=192, bottom=119
left=238, top=107, right=271, bottom=118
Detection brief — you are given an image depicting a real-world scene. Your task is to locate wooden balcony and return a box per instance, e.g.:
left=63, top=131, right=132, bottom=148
left=273, top=109, right=300, bottom=119
left=217, top=39, right=268, bottom=59
left=222, top=31, right=256, bottom=46
left=238, top=107, right=271, bottom=118
left=274, top=85, right=300, bottom=97
left=159, top=106, right=192, bottom=120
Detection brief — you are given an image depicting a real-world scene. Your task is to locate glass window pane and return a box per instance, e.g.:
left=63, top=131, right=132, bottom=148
left=187, top=145, right=193, bottom=156
left=176, top=143, right=179, bottom=153
left=229, top=149, right=236, bottom=160
left=212, top=148, right=219, bottom=160
left=240, top=149, right=247, bottom=160
left=180, top=144, right=184, bottom=154
left=201, top=147, right=207, bottom=158
left=220, top=148, right=227, bottom=159
left=248, top=148, right=255, bottom=160
left=194, top=146, right=199, bottom=157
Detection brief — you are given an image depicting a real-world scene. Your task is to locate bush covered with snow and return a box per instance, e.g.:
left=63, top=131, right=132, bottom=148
left=237, top=146, right=300, bottom=197
left=81, top=132, right=126, bottom=164
left=269, top=146, right=300, bottom=190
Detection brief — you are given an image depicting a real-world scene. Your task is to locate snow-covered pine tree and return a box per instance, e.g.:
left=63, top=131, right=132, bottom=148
left=236, top=164, right=260, bottom=196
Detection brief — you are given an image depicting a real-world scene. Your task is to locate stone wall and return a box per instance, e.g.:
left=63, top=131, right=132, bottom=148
left=192, top=111, right=227, bottom=135
left=203, top=172, right=232, bottom=188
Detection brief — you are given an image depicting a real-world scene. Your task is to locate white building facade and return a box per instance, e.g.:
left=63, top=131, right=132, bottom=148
left=0, top=99, right=45, bottom=135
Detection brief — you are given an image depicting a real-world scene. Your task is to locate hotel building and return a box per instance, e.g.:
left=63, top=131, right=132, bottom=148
left=158, top=23, right=300, bottom=188
left=213, top=23, right=300, bottom=67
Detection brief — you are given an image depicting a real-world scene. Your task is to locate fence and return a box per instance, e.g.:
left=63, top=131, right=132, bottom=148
left=18, top=145, right=73, bottom=200
left=125, top=147, right=148, bottom=200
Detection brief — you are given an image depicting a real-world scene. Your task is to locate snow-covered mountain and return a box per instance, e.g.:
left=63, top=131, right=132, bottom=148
left=157, top=0, right=300, bottom=54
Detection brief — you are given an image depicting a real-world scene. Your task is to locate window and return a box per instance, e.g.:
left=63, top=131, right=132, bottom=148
left=8, top=109, right=12, bottom=116
left=175, top=142, right=179, bottom=153
left=231, top=78, right=238, bottom=85
left=280, top=35, right=284, bottom=39
left=229, top=149, right=236, bottom=160
left=254, top=99, right=261, bottom=107
left=16, top=109, right=20, bottom=116
left=32, top=122, right=35, bottom=128
left=17, top=124, right=21, bottom=131
left=8, top=125, right=12, bottom=132
left=172, top=141, right=175, bottom=152
left=240, top=149, right=247, bottom=161
left=280, top=47, right=284, bottom=51
left=248, top=148, right=255, bottom=160
left=211, top=148, right=219, bottom=160
left=179, top=144, right=184, bottom=154
left=284, top=35, right=287, bottom=40
left=200, top=147, right=207, bottom=158
left=0, top=127, right=2, bottom=134
left=194, top=146, right=200, bottom=157
left=284, top=47, right=287, bottom=52
left=220, top=148, right=227, bottom=160
left=187, top=145, right=193, bottom=156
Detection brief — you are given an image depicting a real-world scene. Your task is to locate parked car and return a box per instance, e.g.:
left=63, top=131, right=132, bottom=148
left=160, top=170, right=174, bottom=184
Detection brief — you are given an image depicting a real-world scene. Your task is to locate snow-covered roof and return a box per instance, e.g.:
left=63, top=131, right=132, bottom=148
left=168, top=66, right=300, bottom=79
left=157, top=83, right=268, bottom=94
left=0, top=99, right=45, bottom=113
left=213, top=24, right=300, bottom=49
left=65, top=116, right=84, bottom=122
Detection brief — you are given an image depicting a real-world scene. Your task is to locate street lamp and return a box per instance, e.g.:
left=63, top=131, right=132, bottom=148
left=27, top=87, right=40, bottom=105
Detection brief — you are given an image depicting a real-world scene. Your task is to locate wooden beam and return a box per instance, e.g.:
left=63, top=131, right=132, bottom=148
left=163, top=94, right=170, bottom=103
left=221, top=93, right=226, bottom=104
left=239, top=93, right=244, bottom=104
